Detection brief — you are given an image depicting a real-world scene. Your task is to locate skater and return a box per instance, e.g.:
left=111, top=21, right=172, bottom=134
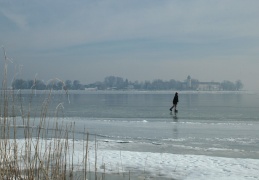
left=170, top=92, right=178, bottom=112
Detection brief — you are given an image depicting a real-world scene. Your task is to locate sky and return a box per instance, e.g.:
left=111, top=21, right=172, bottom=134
left=1, top=0, right=259, bottom=90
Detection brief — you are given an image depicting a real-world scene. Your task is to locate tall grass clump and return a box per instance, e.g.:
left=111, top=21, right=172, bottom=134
left=0, top=48, right=91, bottom=179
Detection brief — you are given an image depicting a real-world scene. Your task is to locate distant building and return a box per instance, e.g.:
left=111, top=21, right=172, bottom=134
left=85, top=87, right=97, bottom=91
left=187, top=75, right=192, bottom=88
left=127, top=85, right=134, bottom=90
left=185, top=75, right=221, bottom=91
left=197, top=82, right=221, bottom=91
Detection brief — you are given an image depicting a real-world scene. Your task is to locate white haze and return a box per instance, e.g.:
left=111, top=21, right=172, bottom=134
left=0, top=0, right=259, bottom=90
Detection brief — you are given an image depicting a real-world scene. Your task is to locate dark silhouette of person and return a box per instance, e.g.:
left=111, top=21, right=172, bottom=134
left=170, top=92, right=178, bottom=112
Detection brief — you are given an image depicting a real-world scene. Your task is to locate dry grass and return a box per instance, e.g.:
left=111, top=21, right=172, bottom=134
left=0, top=47, right=92, bottom=180
left=0, top=48, right=137, bottom=180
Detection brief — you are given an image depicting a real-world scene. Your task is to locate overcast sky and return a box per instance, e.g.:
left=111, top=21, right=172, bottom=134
left=1, top=0, right=259, bottom=90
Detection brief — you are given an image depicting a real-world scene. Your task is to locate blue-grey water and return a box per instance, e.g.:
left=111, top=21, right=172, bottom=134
left=8, top=90, right=259, bottom=159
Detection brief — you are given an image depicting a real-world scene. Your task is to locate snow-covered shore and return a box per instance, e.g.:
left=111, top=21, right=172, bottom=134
left=9, top=138, right=259, bottom=180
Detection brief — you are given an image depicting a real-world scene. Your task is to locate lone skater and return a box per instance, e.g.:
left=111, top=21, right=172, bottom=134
left=170, top=92, right=178, bottom=112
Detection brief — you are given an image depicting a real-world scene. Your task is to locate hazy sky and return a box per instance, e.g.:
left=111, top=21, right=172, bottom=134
left=1, top=0, right=259, bottom=90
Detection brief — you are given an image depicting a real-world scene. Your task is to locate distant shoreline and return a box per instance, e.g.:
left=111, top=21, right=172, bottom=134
left=2, top=89, right=257, bottom=95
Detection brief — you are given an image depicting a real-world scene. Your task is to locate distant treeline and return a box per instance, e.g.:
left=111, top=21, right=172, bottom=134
left=86, top=76, right=243, bottom=91
left=12, top=76, right=243, bottom=91
left=11, top=79, right=84, bottom=90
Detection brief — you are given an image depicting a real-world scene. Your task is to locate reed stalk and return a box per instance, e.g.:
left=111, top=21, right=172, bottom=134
left=0, top=48, right=95, bottom=180
left=1, top=48, right=141, bottom=180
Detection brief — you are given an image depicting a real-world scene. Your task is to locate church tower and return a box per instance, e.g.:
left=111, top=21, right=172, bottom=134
left=187, top=75, right=192, bottom=88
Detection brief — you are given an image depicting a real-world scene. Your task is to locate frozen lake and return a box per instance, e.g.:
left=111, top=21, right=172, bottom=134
left=5, top=90, right=259, bottom=179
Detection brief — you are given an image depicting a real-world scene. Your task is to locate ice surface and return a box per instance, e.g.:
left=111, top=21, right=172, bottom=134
left=11, top=138, right=259, bottom=180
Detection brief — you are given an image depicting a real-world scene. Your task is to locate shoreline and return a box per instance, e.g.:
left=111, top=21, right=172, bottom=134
left=8, top=138, right=259, bottom=180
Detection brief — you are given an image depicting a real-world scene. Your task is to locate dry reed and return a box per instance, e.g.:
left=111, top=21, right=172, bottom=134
left=0, top=48, right=92, bottom=180
left=0, top=48, right=136, bottom=180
